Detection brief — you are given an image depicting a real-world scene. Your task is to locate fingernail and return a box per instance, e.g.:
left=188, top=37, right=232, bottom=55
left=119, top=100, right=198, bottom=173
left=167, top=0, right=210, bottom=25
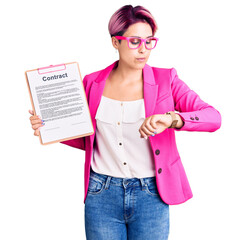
left=151, top=134, right=155, bottom=137
left=144, top=136, right=148, bottom=140
left=154, top=131, right=157, bottom=134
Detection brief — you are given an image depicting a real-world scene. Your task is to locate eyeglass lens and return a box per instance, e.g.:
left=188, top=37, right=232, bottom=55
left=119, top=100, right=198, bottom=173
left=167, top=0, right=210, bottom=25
left=129, top=38, right=157, bottom=49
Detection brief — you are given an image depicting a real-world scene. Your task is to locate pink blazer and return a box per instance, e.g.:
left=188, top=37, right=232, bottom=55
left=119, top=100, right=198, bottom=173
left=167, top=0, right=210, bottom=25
left=61, top=60, right=221, bottom=205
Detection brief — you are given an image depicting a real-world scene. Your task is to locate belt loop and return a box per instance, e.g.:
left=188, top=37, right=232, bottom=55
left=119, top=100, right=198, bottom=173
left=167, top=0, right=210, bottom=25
left=139, top=178, right=147, bottom=191
left=104, top=176, right=112, bottom=189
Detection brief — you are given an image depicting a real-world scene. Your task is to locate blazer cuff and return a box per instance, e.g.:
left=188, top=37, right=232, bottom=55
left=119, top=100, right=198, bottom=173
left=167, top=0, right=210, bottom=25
left=174, top=108, right=221, bottom=132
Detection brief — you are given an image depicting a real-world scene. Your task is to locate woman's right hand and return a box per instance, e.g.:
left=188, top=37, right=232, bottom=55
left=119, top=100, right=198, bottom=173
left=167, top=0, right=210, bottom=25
left=28, top=110, right=45, bottom=136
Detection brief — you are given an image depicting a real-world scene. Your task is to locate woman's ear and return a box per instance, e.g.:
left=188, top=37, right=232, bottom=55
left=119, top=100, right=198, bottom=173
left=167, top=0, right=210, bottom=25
left=111, top=36, right=119, bottom=50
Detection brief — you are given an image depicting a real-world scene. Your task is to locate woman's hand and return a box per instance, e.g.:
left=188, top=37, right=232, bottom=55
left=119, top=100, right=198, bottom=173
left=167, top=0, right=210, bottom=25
left=139, top=113, right=173, bottom=139
left=28, top=110, right=45, bottom=136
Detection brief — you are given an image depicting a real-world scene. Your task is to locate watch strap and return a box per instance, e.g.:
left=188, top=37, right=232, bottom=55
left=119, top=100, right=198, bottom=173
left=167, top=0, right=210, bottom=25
left=166, top=111, right=178, bottom=128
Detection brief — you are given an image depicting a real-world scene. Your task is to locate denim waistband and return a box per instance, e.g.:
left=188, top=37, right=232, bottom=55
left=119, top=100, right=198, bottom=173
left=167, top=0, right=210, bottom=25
left=89, top=168, right=156, bottom=188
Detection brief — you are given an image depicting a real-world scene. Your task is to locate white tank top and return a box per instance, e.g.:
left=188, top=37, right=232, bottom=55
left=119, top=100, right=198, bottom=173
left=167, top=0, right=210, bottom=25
left=90, top=95, right=156, bottom=178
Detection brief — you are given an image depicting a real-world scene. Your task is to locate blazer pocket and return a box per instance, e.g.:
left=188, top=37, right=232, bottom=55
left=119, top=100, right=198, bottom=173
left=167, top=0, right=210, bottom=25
left=170, top=157, right=181, bottom=167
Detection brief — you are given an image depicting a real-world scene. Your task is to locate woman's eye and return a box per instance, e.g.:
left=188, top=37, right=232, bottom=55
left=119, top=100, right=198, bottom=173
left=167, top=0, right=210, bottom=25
left=130, top=39, right=140, bottom=45
left=146, top=39, right=152, bottom=44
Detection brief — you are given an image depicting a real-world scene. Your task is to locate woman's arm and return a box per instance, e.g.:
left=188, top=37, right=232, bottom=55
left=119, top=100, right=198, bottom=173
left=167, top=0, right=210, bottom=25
left=171, top=68, right=221, bottom=132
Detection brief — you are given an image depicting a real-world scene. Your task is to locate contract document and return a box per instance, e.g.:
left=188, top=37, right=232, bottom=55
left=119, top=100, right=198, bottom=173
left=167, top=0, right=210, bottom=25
left=25, top=62, right=94, bottom=145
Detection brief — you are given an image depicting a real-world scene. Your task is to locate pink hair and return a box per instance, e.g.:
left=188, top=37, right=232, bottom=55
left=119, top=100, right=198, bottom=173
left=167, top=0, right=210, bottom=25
left=108, top=5, right=158, bottom=40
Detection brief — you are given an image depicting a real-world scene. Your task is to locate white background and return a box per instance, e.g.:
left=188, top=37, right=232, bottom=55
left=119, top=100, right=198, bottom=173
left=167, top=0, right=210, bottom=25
left=0, top=0, right=245, bottom=239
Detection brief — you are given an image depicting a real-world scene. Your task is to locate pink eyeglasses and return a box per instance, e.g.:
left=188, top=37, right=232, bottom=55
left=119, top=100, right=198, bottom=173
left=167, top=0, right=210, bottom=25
left=114, top=36, right=159, bottom=50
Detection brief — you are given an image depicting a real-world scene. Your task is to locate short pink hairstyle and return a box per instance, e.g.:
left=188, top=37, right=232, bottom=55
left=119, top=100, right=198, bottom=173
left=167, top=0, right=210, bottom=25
left=108, top=5, right=158, bottom=42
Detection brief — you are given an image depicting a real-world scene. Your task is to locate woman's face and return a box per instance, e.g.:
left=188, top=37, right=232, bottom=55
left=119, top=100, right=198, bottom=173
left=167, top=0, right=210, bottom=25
left=113, top=22, right=153, bottom=70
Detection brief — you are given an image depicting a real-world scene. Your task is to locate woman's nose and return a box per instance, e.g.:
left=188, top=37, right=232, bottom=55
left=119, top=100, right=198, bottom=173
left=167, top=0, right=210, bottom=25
left=138, top=41, right=147, bottom=52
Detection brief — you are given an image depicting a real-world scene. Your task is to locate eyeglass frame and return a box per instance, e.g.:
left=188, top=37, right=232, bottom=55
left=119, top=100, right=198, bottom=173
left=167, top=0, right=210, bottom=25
left=114, top=36, right=159, bottom=50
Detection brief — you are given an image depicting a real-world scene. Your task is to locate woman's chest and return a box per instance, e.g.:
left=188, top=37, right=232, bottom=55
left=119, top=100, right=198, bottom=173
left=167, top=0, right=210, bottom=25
left=102, top=78, right=144, bottom=101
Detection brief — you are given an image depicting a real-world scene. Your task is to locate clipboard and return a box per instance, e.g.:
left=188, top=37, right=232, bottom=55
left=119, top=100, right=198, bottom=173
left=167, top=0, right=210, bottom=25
left=25, top=62, right=94, bottom=145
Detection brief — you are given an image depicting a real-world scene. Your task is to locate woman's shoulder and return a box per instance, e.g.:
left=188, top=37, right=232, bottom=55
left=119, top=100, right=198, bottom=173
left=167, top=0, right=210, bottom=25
left=149, top=65, right=180, bottom=85
left=148, top=65, right=173, bottom=82
left=84, top=69, right=102, bottom=80
left=150, top=65, right=175, bottom=74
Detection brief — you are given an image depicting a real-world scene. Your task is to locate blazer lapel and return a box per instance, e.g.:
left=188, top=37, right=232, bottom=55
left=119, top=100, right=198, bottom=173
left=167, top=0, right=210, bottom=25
left=88, top=60, right=159, bottom=142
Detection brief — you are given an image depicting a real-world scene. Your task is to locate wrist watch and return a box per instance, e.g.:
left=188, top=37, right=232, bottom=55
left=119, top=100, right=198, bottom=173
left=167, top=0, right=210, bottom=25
left=165, top=111, right=178, bottom=128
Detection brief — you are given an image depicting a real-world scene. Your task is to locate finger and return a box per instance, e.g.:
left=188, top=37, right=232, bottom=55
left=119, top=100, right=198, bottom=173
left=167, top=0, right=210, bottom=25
left=149, top=117, right=158, bottom=130
left=139, top=119, right=155, bottom=138
left=32, top=123, right=44, bottom=130
left=30, top=118, right=43, bottom=125
left=141, top=125, right=154, bottom=136
left=29, top=109, right=34, bottom=115
left=139, top=128, right=148, bottom=139
left=29, top=114, right=42, bottom=121
left=34, top=128, right=40, bottom=136
left=143, top=118, right=157, bottom=135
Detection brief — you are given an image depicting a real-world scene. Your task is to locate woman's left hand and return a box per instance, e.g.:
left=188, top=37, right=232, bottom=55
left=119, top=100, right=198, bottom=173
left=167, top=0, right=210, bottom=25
left=139, top=113, right=173, bottom=139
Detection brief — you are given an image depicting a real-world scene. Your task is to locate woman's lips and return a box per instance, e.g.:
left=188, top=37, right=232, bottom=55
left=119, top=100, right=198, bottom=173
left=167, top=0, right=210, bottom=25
left=136, top=58, right=145, bottom=61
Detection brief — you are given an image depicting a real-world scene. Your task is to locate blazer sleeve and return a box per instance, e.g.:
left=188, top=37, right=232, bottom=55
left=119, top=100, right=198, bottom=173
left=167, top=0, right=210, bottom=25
left=170, top=68, right=222, bottom=132
left=59, top=75, right=89, bottom=150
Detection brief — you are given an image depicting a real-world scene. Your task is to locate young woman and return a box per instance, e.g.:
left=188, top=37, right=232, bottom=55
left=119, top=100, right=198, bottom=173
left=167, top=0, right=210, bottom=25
left=29, top=5, right=221, bottom=240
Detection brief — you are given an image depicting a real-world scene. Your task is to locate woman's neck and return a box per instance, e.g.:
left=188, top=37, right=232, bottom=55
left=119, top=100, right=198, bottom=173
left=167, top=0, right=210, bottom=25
left=113, top=59, right=143, bottom=84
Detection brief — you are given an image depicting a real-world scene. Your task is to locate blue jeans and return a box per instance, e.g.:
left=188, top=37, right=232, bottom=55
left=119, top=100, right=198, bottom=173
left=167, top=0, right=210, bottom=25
left=84, top=168, right=169, bottom=240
